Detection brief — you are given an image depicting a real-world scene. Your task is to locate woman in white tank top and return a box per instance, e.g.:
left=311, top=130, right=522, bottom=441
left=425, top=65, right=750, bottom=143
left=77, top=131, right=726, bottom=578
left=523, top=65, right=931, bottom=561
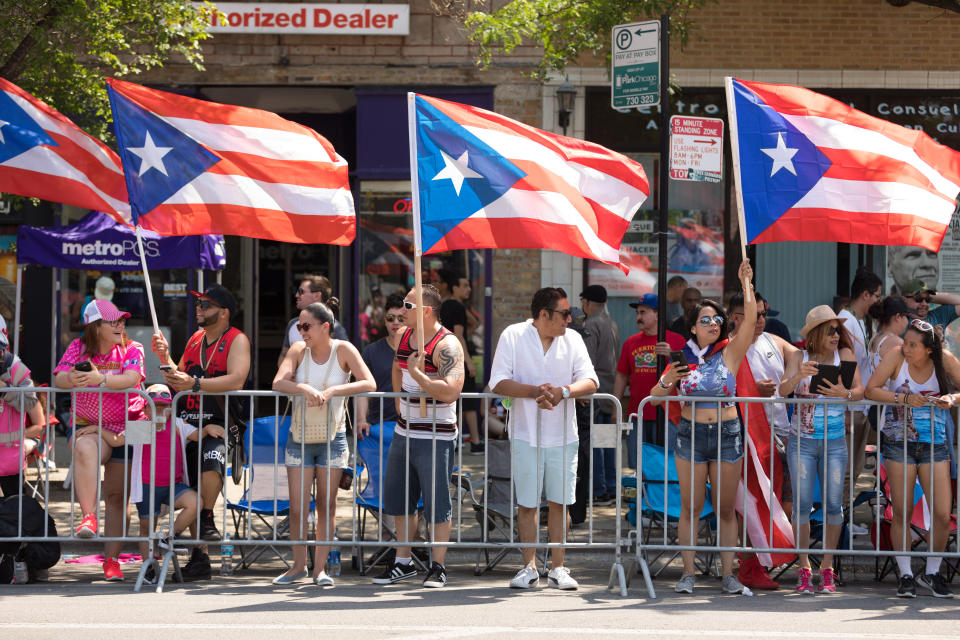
left=867, top=296, right=910, bottom=374
left=273, top=302, right=375, bottom=587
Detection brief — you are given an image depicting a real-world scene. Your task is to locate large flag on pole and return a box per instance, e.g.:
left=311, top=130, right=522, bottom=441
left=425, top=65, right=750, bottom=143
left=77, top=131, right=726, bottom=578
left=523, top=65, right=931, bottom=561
left=726, top=77, right=960, bottom=252
left=0, top=78, right=129, bottom=220
left=407, top=93, right=649, bottom=268
left=105, top=78, right=355, bottom=244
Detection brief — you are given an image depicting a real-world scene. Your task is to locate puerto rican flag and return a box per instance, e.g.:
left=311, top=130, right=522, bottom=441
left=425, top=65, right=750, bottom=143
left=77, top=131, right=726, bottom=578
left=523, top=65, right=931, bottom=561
left=0, top=78, right=129, bottom=220
left=408, top=93, right=649, bottom=267
left=726, top=78, right=960, bottom=252
left=106, top=78, right=355, bottom=244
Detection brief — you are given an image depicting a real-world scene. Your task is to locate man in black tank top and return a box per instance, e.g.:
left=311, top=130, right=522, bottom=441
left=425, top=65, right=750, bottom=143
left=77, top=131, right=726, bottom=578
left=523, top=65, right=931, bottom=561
left=372, top=285, right=464, bottom=589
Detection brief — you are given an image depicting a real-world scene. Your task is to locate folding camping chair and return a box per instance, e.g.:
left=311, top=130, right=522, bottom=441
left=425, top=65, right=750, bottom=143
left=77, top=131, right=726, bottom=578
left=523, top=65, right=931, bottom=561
left=632, top=441, right=718, bottom=577
left=226, top=414, right=314, bottom=571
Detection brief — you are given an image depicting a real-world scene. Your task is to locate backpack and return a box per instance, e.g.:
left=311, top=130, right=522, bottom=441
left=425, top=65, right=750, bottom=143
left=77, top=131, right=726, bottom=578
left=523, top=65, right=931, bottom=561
left=0, top=495, right=60, bottom=582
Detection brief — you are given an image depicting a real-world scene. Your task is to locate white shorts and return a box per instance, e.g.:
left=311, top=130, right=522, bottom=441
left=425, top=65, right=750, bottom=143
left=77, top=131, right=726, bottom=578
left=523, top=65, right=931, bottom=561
left=512, top=439, right=578, bottom=508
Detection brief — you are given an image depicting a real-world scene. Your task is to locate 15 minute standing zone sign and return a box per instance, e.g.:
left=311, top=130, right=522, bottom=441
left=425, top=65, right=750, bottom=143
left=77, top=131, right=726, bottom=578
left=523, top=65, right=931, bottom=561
left=669, top=116, right=724, bottom=183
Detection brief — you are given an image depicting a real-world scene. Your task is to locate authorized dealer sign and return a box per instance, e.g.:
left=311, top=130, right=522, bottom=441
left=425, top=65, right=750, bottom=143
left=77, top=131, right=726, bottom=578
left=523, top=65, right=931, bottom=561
left=199, top=3, right=410, bottom=35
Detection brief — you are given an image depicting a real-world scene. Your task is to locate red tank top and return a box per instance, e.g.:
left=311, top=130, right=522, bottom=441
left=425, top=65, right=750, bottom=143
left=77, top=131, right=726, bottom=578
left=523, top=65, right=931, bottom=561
left=179, top=326, right=246, bottom=427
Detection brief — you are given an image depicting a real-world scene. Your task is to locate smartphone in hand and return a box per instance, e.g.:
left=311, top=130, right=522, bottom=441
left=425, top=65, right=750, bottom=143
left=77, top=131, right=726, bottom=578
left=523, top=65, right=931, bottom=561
left=74, top=361, right=93, bottom=372
left=159, top=365, right=174, bottom=372
left=669, top=351, right=689, bottom=372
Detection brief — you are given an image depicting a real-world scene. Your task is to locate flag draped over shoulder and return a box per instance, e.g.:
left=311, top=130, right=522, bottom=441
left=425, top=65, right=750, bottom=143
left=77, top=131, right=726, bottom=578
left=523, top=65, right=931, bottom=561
left=735, top=358, right=796, bottom=568
left=106, top=78, right=355, bottom=244
left=408, top=93, right=649, bottom=268
left=726, top=77, right=960, bottom=252
left=0, top=78, right=129, bottom=221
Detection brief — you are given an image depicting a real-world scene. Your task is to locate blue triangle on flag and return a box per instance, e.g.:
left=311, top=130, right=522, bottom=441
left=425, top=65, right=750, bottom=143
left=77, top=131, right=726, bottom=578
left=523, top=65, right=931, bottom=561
left=732, top=81, right=832, bottom=242
left=415, top=96, right=526, bottom=253
left=0, top=91, right=57, bottom=164
left=107, top=85, right=220, bottom=222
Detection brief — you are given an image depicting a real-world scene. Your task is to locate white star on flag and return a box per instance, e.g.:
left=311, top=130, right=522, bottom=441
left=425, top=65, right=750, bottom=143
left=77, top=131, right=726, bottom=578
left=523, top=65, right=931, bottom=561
left=432, top=149, right=481, bottom=196
left=760, top=132, right=799, bottom=177
left=127, top=131, right=173, bottom=177
left=0, top=120, right=8, bottom=144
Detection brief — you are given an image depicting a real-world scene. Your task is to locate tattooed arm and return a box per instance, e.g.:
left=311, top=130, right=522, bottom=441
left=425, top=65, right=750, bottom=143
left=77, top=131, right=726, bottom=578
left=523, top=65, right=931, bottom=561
left=404, top=334, right=464, bottom=403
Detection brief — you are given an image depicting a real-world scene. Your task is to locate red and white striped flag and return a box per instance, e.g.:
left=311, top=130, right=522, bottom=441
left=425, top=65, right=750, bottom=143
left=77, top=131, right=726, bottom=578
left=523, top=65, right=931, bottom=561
left=409, top=94, right=649, bottom=268
left=106, top=78, right=355, bottom=244
left=0, top=78, right=129, bottom=220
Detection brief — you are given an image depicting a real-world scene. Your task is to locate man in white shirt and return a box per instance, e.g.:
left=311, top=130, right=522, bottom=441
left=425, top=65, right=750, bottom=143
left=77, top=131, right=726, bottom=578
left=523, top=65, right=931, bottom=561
left=837, top=268, right=882, bottom=512
left=490, top=287, right=598, bottom=591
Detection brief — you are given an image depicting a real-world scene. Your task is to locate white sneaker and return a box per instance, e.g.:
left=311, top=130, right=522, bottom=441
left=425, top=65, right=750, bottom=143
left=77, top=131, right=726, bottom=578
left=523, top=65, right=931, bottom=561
left=548, top=566, right=579, bottom=590
left=849, top=522, right=869, bottom=536
left=509, top=564, right=540, bottom=589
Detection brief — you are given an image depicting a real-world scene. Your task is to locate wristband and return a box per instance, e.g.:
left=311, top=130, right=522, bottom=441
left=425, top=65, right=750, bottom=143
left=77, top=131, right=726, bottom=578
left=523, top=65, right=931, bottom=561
left=658, top=378, right=671, bottom=390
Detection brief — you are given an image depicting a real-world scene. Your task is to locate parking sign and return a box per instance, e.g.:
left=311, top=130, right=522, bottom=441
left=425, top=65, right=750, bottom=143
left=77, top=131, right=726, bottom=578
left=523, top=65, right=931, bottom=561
left=611, top=21, right=660, bottom=110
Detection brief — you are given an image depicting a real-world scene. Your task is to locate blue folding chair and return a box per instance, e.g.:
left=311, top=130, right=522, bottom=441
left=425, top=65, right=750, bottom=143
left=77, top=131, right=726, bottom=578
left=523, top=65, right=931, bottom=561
left=227, top=414, right=314, bottom=571
left=630, top=442, right=718, bottom=577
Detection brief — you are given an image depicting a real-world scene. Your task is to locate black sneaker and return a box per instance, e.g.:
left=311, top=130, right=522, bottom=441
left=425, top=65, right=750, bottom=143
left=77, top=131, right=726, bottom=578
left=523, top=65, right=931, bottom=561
left=593, top=493, right=616, bottom=507
left=897, top=574, right=917, bottom=598
left=469, top=442, right=484, bottom=456
left=143, top=564, right=157, bottom=585
left=199, top=511, right=221, bottom=542
left=181, top=548, right=212, bottom=582
left=372, top=561, right=418, bottom=585
left=917, top=573, right=954, bottom=598
left=423, top=562, right=447, bottom=588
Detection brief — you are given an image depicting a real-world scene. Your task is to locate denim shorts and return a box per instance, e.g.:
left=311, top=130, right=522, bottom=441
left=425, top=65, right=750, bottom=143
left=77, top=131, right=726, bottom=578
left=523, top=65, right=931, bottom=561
left=284, top=430, right=349, bottom=468
left=136, top=482, right=194, bottom=518
left=383, top=432, right=455, bottom=524
left=674, top=417, right=743, bottom=464
left=880, top=434, right=950, bottom=466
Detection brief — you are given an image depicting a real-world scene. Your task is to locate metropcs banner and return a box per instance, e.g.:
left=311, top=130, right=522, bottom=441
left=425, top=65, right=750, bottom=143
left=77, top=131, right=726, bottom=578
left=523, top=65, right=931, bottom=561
left=201, top=3, right=410, bottom=35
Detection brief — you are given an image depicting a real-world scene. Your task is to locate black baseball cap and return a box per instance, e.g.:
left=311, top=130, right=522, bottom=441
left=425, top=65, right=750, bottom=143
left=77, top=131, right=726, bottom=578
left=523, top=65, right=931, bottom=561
left=579, top=284, right=608, bottom=304
left=191, top=284, right=237, bottom=316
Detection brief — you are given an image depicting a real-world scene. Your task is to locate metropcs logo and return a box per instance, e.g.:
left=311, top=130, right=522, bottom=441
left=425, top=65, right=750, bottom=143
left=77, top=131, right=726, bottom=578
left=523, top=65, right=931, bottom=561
left=202, top=3, right=410, bottom=35
left=62, top=239, right=160, bottom=258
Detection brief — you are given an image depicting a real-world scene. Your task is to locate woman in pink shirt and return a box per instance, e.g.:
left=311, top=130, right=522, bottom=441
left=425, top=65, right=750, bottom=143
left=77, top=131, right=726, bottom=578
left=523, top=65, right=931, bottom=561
left=54, top=299, right=146, bottom=582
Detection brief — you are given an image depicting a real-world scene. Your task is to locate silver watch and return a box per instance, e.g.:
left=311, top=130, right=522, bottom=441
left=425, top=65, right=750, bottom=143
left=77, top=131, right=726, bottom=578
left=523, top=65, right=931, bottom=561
left=561, top=386, right=571, bottom=400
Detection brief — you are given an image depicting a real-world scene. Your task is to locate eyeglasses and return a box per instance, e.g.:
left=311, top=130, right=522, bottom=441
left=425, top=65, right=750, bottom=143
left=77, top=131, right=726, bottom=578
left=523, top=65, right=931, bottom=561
left=547, top=308, right=573, bottom=319
left=697, top=315, right=724, bottom=326
left=296, top=322, right=313, bottom=333
left=198, top=300, right=221, bottom=311
left=384, top=314, right=404, bottom=323
left=908, top=294, right=932, bottom=304
left=911, top=319, right=934, bottom=333
left=106, top=318, right=126, bottom=328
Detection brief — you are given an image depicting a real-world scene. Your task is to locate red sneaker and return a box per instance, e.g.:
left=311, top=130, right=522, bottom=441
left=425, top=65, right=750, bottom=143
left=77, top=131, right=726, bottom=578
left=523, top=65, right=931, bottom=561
left=819, top=567, right=837, bottom=594
left=737, top=555, right=779, bottom=590
left=103, top=557, right=124, bottom=582
left=75, top=513, right=97, bottom=539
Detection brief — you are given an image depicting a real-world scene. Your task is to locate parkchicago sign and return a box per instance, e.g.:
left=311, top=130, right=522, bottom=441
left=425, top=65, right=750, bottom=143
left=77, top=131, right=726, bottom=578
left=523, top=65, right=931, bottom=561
left=201, top=3, right=410, bottom=35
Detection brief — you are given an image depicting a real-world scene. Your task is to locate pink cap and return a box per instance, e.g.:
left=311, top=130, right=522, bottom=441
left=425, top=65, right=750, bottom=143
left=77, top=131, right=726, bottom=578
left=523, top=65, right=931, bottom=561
left=83, top=299, right=131, bottom=325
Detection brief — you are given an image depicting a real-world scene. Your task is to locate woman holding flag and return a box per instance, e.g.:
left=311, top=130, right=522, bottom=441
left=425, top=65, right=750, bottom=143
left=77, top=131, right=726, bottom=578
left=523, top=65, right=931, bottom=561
left=865, top=319, right=959, bottom=598
left=650, top=259, right=756, bottom=596
left=779, top=305, right=863, bottom=595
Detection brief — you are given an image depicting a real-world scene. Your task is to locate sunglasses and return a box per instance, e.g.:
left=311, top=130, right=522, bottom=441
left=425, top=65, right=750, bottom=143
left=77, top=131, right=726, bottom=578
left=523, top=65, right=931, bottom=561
left=403, top=301, right=417, bottom=310
left=294, top=287, right=316, bottom=296
left=198, top=300, right=221, bottom=311
left=106, top=318, right=126, bottom=328
left=385, top=314, right=405, bottom=323
left=547, top=308, right=573, bottom=319
left=911, top=319, right=934, bottom=333
left=825, top=325, right=840, bottom=336
left=909, top=294, right=932, bottom=304
left=296, top=322, right=313, bottom=333
left=697, top=315, right=724, bottom=326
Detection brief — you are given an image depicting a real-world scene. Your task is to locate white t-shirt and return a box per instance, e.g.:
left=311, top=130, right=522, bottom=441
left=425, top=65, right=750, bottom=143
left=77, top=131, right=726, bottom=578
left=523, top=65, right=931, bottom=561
left=838, top=308, right=868, bottom=413
left=488, top=320, right=598, bottom=447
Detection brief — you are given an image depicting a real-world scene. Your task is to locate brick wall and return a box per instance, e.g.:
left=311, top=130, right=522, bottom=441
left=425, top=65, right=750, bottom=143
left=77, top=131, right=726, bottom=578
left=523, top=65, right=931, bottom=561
left=672, top=0, right=959, bottom=70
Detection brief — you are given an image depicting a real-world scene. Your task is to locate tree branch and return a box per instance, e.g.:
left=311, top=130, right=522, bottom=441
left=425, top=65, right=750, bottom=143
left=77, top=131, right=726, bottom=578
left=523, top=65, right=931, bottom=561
left=0, top=2, right=66, bottom=81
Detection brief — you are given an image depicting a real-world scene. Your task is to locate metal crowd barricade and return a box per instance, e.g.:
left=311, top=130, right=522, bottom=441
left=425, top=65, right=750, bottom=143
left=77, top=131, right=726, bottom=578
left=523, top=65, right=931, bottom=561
left=628, top=394, right=960, bottom=598
left=151, top=389, right=629, bottom=594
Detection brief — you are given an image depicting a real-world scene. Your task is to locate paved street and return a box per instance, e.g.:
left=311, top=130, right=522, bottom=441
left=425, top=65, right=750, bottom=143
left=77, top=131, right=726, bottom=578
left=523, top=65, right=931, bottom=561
left=3, top=555, right=960, bottom=640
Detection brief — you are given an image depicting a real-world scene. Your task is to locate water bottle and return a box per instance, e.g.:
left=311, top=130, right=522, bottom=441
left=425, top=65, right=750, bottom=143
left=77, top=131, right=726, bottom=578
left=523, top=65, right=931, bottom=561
left=13, top=560, right=28, bottom=584
left=327, top=534, right=341, bottom=577
left=220, top=533, right=234, bottom=576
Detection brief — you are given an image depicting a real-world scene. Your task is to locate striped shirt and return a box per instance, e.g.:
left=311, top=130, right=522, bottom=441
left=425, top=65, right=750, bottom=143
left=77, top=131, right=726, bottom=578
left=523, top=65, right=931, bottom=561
left=395, top=326, right=458, bottom=441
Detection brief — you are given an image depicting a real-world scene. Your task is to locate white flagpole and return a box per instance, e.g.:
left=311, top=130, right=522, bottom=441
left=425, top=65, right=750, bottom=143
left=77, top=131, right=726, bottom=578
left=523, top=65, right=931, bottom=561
left=135, top=225, right=161, bottom=335
left=724, top=76, right=753, bottom=302
left=407, top=92, right=426, bottom=417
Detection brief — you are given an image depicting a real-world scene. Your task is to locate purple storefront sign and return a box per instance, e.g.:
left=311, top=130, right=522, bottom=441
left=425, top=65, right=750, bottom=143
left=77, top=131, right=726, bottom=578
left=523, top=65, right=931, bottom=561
left=17, top=211, right=225, bottom=271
